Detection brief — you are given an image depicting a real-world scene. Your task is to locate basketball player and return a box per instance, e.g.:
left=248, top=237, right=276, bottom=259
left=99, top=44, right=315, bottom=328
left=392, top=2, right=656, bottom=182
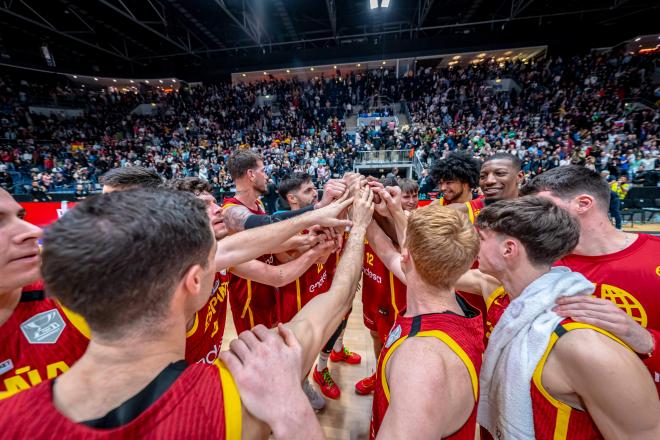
left=0, top=186, right=373, bottom=438
left=100, top=166, right=163, bottom=192
left=277, top=173, right=360, bottom=406
left=367, top=203, right=484, bottom=439
left=522, top=165, right=660, bottom=393
left=222, top=150, right=347, bottom=333
left=0, top=188, right=90, bottom=401
left=165, top=177, right=337, bottom=365
left=430, top=151, right=480, bottom=205
left=355, top=178, right=417, bottom=396
left=452, top=197, right=660, bottom=439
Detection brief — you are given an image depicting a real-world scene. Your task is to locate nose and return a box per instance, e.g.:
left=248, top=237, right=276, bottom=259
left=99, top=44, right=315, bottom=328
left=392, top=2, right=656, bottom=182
left=12, top=218, right=43, bottom=245
left=482, top=173, right=497, bottom=186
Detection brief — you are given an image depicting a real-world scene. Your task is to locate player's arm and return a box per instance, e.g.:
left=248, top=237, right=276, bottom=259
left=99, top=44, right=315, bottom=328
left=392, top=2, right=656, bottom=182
left=366, top=222, right=406, bottom=283
left=230, top=241, right=333, bottom=287
left=283, top=187, right=372, bottom=374
left=553, top=295, right=657, bottom=357
left=555, top=329, right=660, bottom=439
left=453, top=269, right=500, bottom=302
left=215, top=195, right=352, bottom=271
left=377, top=338, right=475, bottom=439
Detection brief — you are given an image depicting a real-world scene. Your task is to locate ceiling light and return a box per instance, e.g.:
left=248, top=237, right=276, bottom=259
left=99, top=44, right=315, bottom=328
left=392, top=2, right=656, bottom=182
left=311, top=67, right=314, bottom=71
left=357, top=63, right=361, bottom=67
left=72, top=75, right=78, bottom=79
left=171, top=79, right=176, bottom=82
left=634, top=37, right=641, bottom=42
left=145, top=80, right=150, bottom=83
left=159, top=80, right=163, bottom=83
left=242, top=73, right=246, bottom=77
left=263, top=72, right=267, bottom=75
left=370, top=0, right=378, bottom=9
left=81, top=85, right=85, bottom=88
left=333, top=65, right=337, bottom=69
left=477, top=53, right=486, bottom=58
left=381, top=0, right=390, bottom=7
left=93, top=77, right=98, bottom=81
left=113, top=79, right=117, bottom=82
left=505, top=51, right=512, bottom=55
left=452, top=55, right=461, bottom=60
left=129, top=80, right=134, bottom=83
left=286, top=69, right=290, bottom=73
left=382, top=61, right=386, bottom=65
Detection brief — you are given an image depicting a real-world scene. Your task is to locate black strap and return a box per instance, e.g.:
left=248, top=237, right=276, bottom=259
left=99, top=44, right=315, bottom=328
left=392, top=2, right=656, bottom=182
left=409, top=315, right=422, bottom=337
left=455, top=294, right=479, bottom=318
left=20, top=290, right=45, bottom=302
left=554, top=323, right=568, bottom=338
left=79, top=360, right=188, bottom=429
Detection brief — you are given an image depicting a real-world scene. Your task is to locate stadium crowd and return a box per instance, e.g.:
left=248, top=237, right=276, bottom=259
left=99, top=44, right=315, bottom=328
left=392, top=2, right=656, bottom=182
left=0, top=51, right=658, bottom=202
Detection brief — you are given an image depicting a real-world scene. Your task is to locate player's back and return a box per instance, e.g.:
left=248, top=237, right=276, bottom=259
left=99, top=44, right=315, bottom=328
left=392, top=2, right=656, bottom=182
left=0, top=362, right=241, bottom=439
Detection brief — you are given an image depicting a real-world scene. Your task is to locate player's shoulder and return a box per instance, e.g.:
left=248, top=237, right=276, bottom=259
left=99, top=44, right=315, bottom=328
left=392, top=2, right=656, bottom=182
left=390, top=333, right=465, bottom=378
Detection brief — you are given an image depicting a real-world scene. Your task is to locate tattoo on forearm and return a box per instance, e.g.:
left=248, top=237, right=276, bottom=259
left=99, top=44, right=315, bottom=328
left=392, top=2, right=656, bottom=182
left=224, top=206, right=251, bottom=232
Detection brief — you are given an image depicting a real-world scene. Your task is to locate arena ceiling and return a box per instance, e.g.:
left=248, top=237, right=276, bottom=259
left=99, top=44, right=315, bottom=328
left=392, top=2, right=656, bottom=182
left=0, top=0, right=657, bottom=81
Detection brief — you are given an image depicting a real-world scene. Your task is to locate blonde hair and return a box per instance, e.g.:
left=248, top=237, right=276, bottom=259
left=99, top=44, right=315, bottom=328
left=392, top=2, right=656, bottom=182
left=405, top=204, right=479, bottom=288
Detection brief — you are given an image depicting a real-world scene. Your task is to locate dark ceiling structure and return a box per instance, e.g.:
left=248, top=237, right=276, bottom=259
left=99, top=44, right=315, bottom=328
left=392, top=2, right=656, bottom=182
left=0, top=0, right=657, bottom=81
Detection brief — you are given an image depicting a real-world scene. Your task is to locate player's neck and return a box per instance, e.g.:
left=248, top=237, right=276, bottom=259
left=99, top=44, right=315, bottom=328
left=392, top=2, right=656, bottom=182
left=405, top=275, right=461, bottom=316
left=52, top=326, right=185, bottom=422
left=0, top=288, right=21, bottom=327
left=234, top=183, right=259, bottom=206
left=574, top=215, right=637, bottom=256
left=500, top=263, right=550, bottom=300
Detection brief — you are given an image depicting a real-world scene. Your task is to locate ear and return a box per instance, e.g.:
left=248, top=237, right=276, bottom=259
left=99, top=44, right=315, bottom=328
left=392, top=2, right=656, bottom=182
left=574, top=194, right=596, bottom=214
left=502, top=238, right=517, bottom=260
left=180, top=264, right=205, bottom=302
left=516, top=170, right=525, bottom=184
left=286, top=193, right=296, bottom=205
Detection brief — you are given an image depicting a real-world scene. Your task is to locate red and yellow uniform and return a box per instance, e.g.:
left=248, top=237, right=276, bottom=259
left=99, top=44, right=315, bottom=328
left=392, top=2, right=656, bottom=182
left=0, top=360, right=242, bottom=439
left=0, top=289, right=90, bottom=401
left=556, top=234, right=660, bottom=392
left=362, top=240, right=407, bottom=342
left=486, top=289, right=630, bottom=439
left=437, top=196, right=449, bottom=206
left=371, top=295, right=484, bottom=439
left=279, top=252, right=337, bottom=323
left=185, top=271, right=230, bottom=365
left=464, top=196, right=485, bottom=224
left=222, top=197, right=278, bottom=333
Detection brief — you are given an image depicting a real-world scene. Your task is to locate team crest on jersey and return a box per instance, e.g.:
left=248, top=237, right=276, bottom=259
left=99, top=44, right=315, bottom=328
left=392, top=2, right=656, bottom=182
left=0, top=358, right=13, bottom=375
left=20, top=309, right=66, bottom=344
left=384, top=324, right=402, bottom=349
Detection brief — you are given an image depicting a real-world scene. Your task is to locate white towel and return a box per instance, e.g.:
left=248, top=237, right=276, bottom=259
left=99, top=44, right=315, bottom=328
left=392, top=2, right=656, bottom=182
left=477, top=266, right=595, bottom=440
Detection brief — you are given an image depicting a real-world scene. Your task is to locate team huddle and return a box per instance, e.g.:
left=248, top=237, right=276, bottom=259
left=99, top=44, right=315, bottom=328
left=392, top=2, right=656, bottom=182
left=0, top=149, right=658, bottom=439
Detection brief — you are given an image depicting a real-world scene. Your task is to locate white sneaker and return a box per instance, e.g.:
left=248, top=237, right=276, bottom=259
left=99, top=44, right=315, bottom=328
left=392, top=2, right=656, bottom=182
left=303, top=378, right=326, bottom=410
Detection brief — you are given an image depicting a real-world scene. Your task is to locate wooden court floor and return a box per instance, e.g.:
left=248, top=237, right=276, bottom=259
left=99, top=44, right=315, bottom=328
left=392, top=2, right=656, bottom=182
left=223, top=287, right=375, bottom=440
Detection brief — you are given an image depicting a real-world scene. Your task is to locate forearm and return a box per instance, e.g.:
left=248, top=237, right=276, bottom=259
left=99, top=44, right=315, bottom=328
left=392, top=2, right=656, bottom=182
left=244, top=206, right=315, bottom=229
left=285, top=225, right=367, bottom=374
left=640, top=328, right=659, bottom=380
left=216, top=213, right=318, bottom=270
left=367, top=222, right=406, bottom=283
left=270, top=395, right=325, bottom=440
left=374, top=213, right=399, bottom=245
left=391, top=209, right=408, bottom=251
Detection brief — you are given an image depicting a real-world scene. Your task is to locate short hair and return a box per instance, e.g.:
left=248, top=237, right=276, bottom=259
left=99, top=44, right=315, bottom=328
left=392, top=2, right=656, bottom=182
left=99, top=166, right=162, bottom=189
left=227, top=150, right=262, bottom=180
left=41, top=189, right=213, bottom=339
left=431, top=152, right=480, bottom=188
left=398, top=178, right=419, bottom=194
left=520, top=165, right=611, bottom=213
left=278, top=173, right=312, bottom=199
left=484, top=152, right=522, bottom=172
left=163, top=177, right=212, bottom=195
left=405, top=204, right=479, bottom=289
left=476, top=196, right=580, bottom=266
left=381, top=176, right=398, bottom=187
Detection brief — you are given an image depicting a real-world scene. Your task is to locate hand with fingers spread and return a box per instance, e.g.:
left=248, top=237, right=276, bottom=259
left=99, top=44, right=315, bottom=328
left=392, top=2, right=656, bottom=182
left=309, top=190, right=353, bottom=229
left=220, top=324, right=315, bottom=437
left=352, top=186, right=375, bottom=229
left=553, top=295, right=655, bottom=354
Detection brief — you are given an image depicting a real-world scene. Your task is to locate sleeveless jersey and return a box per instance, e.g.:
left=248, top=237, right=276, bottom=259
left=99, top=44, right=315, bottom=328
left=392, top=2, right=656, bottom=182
left=222, top=197, right=278, bottom=333
left=279, top=252, right=336, bottom=323
left=0, top=290, right=90, bottom=400
left=486, top=290, right=630, bottom=439
left=371, top=295, right=484, bottom=440
left=362, top=240, right=407, bottom=340
left=556, top=233, right=660, bottom=392
left=464, top=197, right=485, bottom=224
left=0, top=361, right=242, bottom=439
left=185, top=271, right=230, bottom=365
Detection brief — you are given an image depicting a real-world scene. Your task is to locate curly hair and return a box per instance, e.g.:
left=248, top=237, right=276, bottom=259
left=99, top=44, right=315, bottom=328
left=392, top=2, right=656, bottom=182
left=430, top=151, right=480, bottom=189
left=162, top=177, right=212, bottom=195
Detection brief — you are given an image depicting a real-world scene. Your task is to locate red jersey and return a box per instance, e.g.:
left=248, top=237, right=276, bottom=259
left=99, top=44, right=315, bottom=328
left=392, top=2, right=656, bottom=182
left=556, top=234, right=660, bottom=392
left=371, top=295, right=484, bottom=440
left=362, top=240, right=406, bottom=341
left=486, top=290, right=628, bottom=439
left=279, top=254, right=336, bottom=323
left=222, top=197, right=278, bottom=333
left=185, top=271, right=230, bottom=365
left=0, top=361, right=242, bottom=439
left=465, top=197, right=486, bottom=224
left=0, top=291, right=89, bottom=400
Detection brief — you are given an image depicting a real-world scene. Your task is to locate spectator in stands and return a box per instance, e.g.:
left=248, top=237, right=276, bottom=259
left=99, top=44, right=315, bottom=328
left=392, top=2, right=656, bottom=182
left=30, top=180, right=51, bottom=202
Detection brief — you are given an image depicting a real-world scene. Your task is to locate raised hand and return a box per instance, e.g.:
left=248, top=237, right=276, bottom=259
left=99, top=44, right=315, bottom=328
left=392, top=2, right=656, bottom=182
left=352, top=186, right=375, bottom=229
left=315, top=179, right=347, bottom=208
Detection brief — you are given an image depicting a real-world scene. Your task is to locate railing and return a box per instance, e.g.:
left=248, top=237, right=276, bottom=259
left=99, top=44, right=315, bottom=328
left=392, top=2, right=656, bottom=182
left=356, top=149, right=413, bottom=165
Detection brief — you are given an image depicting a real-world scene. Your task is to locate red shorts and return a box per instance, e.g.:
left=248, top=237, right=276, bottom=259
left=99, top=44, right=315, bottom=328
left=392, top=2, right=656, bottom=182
left=228, top=280, right=279, bottom=334
left=362, top=282, right=397, bottom=343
